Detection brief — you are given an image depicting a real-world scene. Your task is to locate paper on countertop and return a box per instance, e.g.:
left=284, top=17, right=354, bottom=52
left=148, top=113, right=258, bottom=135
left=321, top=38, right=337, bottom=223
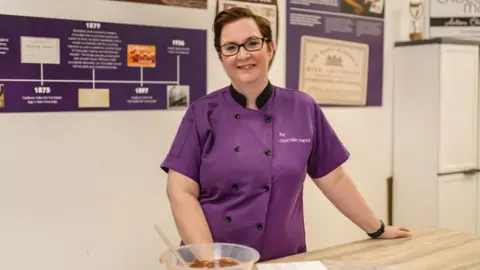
left=257, top=261, right=328, bottom=270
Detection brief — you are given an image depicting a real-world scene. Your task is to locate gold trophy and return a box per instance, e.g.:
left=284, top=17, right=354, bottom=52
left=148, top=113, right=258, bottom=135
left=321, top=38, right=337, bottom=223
left=409, top=1, right=424, bottom=40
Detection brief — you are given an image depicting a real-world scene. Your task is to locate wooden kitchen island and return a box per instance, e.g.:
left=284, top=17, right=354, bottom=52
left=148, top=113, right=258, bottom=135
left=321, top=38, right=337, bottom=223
left=261, top=227, right=480, bottom=269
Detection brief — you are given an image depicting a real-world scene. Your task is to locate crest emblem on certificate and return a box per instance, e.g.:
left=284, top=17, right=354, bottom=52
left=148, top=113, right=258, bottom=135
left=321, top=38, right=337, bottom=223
left=216, top=0, right=279, bottom=65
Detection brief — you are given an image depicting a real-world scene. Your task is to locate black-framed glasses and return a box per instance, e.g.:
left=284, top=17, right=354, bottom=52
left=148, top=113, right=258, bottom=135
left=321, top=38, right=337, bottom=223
left=218, top=37, right=269, bottom=56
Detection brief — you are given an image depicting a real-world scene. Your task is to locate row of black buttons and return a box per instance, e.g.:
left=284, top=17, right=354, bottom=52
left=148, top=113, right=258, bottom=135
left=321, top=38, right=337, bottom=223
left=234, top=113, right=272, bottom=123
left=233, top=146, right=272, bottom=156
left=225, top=216, right=264, bottom=230
left=231, top=183, right=269, bottom=192
left=201, top=184, right=270, bottom=196
left=229, top=113, right=269, bottom=232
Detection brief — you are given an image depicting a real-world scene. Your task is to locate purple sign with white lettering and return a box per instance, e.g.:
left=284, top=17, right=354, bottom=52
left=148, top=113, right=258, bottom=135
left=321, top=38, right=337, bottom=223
left=286, top=0, right=385, bottom=106
left=0, top=14, right=207, bottom=112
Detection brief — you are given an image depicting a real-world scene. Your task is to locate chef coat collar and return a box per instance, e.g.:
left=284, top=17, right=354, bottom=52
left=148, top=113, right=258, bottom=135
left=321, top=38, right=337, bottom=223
left=229, top=81, right=273, bottom=109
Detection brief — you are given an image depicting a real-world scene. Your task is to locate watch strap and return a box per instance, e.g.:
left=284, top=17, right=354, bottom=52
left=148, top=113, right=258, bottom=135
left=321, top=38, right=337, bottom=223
left=367, top=220, right=385, bottom=239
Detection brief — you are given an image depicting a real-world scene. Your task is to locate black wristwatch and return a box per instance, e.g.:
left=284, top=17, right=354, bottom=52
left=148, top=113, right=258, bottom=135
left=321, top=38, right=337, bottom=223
left=367, top=220, right=385, bottom=239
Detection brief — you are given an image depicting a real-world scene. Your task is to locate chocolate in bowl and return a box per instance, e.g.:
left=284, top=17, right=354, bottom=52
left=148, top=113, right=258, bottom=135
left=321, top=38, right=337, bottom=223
left=160, top=243, right=259, bottom=270
left=189, top=258, right=240, bottom=268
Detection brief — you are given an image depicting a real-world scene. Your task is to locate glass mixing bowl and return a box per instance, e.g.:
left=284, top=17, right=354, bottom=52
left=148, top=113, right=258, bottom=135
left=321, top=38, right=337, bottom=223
left=160, top=242, right=260, bottom=269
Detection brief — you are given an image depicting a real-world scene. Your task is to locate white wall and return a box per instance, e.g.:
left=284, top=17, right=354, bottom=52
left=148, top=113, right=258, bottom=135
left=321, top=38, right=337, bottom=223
left=0, top=1, right=411, bottom=269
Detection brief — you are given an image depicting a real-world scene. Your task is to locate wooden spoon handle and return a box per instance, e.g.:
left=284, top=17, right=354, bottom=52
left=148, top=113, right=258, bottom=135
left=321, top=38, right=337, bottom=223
left=154, top=224, right=189, bottom=267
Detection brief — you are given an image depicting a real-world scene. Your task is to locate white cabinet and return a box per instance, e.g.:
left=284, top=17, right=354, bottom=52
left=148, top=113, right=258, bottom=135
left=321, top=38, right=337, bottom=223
left=392, top=38, right=480, bottom=235
left=438, top=173, right=478, bottom=235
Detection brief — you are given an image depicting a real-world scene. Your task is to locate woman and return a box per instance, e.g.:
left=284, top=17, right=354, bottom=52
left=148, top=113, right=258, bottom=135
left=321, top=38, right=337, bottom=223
left=161, top=7, right=410, bottom=262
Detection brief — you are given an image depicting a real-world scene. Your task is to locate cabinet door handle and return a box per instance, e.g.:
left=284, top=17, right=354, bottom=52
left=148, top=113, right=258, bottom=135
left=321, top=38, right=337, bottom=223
left=438, top=168, right=480, bottom=176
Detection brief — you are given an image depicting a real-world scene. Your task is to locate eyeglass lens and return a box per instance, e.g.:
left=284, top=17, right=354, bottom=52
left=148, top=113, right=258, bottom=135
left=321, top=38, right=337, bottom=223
left=221, top=38, right=265, bottom=56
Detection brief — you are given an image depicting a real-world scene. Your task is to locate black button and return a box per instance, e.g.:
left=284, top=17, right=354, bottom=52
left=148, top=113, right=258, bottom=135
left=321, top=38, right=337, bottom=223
left=232, top=184, right=239, bottom=191
left=264, top=150, right=271, bottom=156
left=225, top=216, right=232, bottom=223
left=263, top=185, right=270, bottom=192
left=256, top=223, right=263, bottom=230
left=234, top=113, right=240, bottom=119
left=264, top=115, right=271, bottom=123
left=234, top=146, right=240, bottom=152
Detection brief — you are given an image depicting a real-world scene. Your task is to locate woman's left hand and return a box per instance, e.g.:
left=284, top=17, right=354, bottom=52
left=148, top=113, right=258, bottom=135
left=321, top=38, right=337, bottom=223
left=378, top=226, right=412, bottom=239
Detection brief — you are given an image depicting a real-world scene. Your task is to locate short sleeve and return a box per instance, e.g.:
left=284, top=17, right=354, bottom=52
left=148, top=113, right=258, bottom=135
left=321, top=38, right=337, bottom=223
left=307, top=104, right=350, bottom=179
left=161, top=106, right=201, bottom=183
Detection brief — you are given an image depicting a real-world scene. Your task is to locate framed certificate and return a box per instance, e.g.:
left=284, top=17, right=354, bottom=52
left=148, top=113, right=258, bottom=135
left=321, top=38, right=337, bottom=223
left=298, top=36, right=369, bottom=105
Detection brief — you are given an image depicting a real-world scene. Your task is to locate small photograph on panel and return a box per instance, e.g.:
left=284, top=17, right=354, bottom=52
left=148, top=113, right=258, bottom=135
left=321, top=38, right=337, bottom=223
left=340, top=0, right=384, bottom=18
left=0, top=84, right=4, bottom=108
left=107, top=0, right=207, bottom=9
left=78, top=88, right=111, bottom=108
left=20, top=36, right=61, bottom=64
left=167, top=85, right=189, bottom=110
left=127, top=44, right=156, bottom=68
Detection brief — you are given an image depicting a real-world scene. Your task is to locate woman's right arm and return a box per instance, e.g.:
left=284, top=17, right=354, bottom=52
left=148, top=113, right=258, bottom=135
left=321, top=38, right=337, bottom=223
left=166, top=169, right=214, bottom=245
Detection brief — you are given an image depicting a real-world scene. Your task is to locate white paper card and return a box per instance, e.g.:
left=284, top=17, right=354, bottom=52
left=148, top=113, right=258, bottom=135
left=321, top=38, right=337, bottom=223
left=20, top=36, right=60, bottom=64
left=257, top=261, right=328, bottom=270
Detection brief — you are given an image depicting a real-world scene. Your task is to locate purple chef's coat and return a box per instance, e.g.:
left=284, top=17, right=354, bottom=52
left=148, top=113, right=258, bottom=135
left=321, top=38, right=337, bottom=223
left=161, top=83, right=350, bottom=262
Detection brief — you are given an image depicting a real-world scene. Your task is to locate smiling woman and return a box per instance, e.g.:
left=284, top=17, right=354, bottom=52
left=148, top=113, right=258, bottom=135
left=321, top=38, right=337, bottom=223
left=160, top=6, right=410, bottom=263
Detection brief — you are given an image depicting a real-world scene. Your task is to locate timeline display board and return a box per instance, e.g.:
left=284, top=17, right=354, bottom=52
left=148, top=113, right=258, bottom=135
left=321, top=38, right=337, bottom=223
left=0, top=14, right=207, bottom=113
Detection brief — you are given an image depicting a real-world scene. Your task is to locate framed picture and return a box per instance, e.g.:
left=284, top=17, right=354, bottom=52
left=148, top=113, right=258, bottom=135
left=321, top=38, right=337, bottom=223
left=167, top=85, right=189, bottom=110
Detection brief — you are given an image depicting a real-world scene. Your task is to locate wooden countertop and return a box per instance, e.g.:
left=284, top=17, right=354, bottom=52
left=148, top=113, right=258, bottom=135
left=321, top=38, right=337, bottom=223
left=261, top=227, right=480, bottom=269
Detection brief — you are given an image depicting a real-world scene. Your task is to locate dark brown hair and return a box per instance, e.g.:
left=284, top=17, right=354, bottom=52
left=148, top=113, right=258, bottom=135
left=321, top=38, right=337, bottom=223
left=213, top=7, right=273, bottom=51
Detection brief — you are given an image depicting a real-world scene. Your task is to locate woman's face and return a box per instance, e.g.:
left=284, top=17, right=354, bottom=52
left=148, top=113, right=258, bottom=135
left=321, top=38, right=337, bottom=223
left=218, top=18, right=275, bottom=86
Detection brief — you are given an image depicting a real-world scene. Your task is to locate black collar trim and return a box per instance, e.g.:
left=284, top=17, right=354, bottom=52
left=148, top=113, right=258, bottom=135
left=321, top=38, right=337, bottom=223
left=229, top=81, right=273, bottom=109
